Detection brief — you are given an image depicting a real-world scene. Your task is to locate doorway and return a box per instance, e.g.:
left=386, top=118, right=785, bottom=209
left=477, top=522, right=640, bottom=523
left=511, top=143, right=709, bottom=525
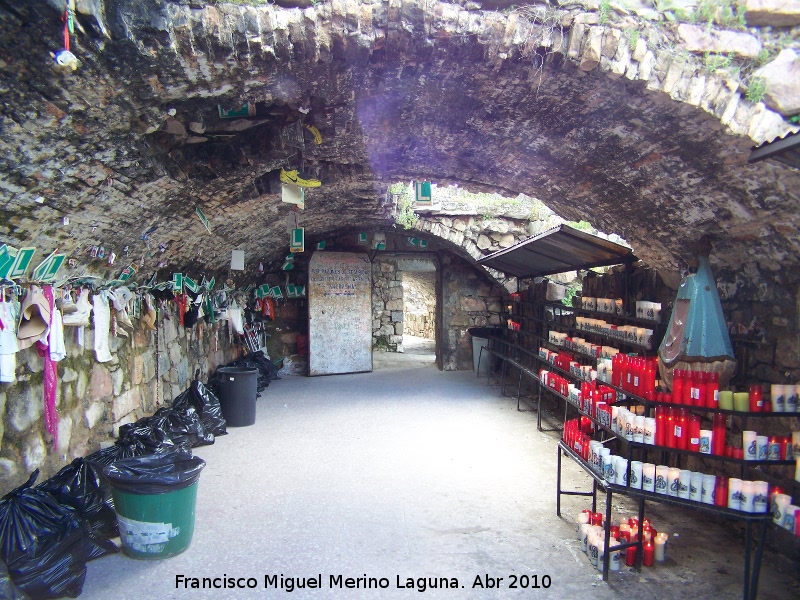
left=401, top=269, right=436, bottom=364
left=372, top=256, right=438, bottom=370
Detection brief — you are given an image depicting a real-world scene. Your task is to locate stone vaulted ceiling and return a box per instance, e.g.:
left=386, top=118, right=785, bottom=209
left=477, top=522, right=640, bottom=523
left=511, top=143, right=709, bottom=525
left=0, top=0, right=798, bottom=294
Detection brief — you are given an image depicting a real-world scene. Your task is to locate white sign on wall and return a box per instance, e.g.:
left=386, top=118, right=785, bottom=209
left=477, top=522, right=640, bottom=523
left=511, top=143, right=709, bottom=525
left=308, top=252, right=373, bottom=375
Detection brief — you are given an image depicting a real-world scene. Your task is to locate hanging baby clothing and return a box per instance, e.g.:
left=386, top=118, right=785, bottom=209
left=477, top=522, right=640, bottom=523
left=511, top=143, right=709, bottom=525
left=0, top=300, right=19, bottom=383
left=17, top=285, right=51, bottom=350
left=93, top=291, right=112, bottom=363
left=62, top=287, right=92, bottom=326
left=49, top=307, right=66, bottom=362
left=227, top=299, right=244, bottom=335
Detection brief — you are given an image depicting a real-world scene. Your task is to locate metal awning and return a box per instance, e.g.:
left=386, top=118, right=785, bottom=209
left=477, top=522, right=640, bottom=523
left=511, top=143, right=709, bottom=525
left=477, top=224, right=637, bottom=279
left=748, top=130, right=800, bottom=170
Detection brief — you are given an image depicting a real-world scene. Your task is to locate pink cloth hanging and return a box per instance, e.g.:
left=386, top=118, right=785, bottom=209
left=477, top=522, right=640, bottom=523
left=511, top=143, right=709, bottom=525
left=36, top=286, right=58, bottom=449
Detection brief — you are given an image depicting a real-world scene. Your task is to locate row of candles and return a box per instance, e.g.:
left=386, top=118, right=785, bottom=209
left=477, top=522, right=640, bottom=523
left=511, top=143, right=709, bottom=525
left=545, top=335, right=800, bottom=415
left=772, top=493, right=800, bottom=535
left=564, top=418, right=772, bottom=513
left=573, top=316, right=655, bottom=349
left=577, top=297, right=664, bottom=325
left=576, top=511, right=669, bottom=570
left=549, top=368, right=800, bottom=466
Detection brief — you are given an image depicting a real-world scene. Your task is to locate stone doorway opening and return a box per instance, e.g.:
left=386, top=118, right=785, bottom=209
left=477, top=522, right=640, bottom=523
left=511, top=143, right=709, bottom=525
left=373, top=256, right=438, bottom=369
left=400, top=267, right=436, bottom=365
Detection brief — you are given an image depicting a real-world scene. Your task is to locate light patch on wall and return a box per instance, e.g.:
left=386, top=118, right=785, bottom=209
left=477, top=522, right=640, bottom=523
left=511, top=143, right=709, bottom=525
left=230, top=250, right=245, bottom=270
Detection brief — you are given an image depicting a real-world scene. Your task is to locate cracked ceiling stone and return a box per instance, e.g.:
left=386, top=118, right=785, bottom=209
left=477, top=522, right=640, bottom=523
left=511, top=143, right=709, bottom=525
left=0, top=0, right=797, bottom=293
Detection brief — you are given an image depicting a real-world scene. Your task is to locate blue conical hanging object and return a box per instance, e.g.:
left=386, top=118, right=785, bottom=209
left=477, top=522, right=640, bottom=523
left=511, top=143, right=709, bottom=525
left=659, top=255, right=736, bottom=388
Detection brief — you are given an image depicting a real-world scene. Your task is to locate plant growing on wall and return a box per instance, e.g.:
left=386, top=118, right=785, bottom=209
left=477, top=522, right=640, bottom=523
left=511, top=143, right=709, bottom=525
left=391, top=183, right=419, bottom=230
left=745, top=77, right=767, bottom=103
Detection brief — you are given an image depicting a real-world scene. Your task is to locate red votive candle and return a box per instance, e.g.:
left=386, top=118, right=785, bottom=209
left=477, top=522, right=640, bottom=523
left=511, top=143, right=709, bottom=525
left=749, top=384, right=763, bottom=412
left=625, top=545, right=637, bottom=567
left=592, top=512, right=603, bottom=527
left=781, top=436, right=791, bottom=460
left=715, top=476, right=728, bottom=507
left=610, top=525, right=620, bottom=539
left=642, top=525, right=652, bottom=542
left=643, top=541, right=655, bottom=566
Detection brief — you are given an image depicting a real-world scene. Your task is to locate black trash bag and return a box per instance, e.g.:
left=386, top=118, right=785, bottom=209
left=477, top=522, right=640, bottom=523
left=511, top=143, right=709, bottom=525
left=173, top=373, right=227, bottom=437
left=37, top=458, right=118, bottom=538
left=83, top=443, right=148, bottom=468
left=0, top=471, right=117, bottom=599
left=248, top=350, right=280, bottom=382
left=153, top=405, right=214, bottom=449
left=0, top=560, right=26, bottom=600
left=85, top=418, right=189, bottom=467
left=102, top=451, right=206, bottom=495
left=117, top=416, right=192, bottom=456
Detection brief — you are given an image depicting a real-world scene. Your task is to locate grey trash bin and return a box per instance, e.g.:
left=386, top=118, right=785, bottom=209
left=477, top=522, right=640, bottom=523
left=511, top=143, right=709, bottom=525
left=468, top=327, right=500, bottom=376
left=472, top=336, right=489, bottom=375
left=216, top=367, right=258, bottom=426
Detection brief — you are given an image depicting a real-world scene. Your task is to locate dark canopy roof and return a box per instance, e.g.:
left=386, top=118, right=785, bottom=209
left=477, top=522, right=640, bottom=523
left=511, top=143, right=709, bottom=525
left=477, top=224, right=637, bottom=279
left=748, top=130, right=800, bottom=170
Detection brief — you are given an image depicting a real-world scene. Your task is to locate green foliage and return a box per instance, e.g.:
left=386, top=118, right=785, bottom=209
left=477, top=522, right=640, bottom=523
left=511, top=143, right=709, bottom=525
left=704, top=52, right=733, bottom=73
left=562, top=286, right=580, bottom=308
left=627, top=29, right=640, bottom=52
left=692, top=0, right=747, bottom=29
left=568, top=220, right=597, bottom=233
left=753, top=48, right=772, bottom=68
left=598, top=0, right=611, bottom=24
left=746, top=77, right=768, bottom=104
left=390, top=183, right=419, bottom=230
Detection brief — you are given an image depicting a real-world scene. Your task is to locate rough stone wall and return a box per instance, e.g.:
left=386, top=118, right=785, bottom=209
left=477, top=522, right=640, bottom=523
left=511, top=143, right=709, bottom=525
left=0, top=306, right=239, bottom=496
left=440, top=253, right=508, bottom=371
left=1, top=0, right=797, bottom=293
left=372, top=259, right=405, bottom=352
left=402, top=271, right=436, bottom=339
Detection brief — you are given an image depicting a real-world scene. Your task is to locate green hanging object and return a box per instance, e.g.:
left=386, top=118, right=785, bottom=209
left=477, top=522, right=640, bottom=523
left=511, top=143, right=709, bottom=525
left=32, top=251, right=66, bottom=283
left=290, top=228, right=305, bottom=252
left=415, top=181, right=432, bottom=204
left=9, top=247, right=35, bottom=279
left=196, top=206, right=211, bottom=234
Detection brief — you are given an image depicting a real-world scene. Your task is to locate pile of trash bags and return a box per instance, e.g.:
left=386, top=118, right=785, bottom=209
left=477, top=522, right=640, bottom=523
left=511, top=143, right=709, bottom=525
left=210, top=350, right=279, bottom=395
left=0, top=374, right=228, bottom=598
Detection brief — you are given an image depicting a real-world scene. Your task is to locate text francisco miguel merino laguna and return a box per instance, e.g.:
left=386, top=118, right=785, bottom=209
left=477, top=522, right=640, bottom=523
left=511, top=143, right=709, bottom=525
left=175, top=573, right=511, bottom=592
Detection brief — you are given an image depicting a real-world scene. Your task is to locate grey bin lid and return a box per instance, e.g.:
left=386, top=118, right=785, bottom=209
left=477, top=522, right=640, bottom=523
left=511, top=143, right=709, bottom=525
left=467, top=327, right=503, bottom=338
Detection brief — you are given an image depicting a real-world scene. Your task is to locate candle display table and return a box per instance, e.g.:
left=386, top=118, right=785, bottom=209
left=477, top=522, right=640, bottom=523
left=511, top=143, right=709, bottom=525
left=476, top=294, right=797, bottom=600
left=556, top=440, right=772, bottom=600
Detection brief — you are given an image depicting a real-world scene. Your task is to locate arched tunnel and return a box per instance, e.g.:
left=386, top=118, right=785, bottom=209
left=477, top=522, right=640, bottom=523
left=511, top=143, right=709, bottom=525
left=0, top=0, right=799, bottom=596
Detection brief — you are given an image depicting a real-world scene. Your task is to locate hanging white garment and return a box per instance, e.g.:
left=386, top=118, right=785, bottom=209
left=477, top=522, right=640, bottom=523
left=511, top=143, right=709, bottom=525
left=49, top=307, right=66, bottom=362
left=0, top=301, right=19, bottom=383
left=93, top=292, right=112, bottom=363
left=63, top=288, right=92, bottom=326
left=0, top=354, right=15, bottom=383
left=227, top=300, right=244, bottom=335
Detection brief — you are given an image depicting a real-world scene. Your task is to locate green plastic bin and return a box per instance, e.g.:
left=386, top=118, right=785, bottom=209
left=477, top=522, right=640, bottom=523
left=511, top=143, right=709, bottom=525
left=104, top=452, right=206, bottom=560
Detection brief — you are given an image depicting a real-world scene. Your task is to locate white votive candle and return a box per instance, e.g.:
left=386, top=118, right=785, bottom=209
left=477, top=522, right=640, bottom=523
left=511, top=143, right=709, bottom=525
left=728, top=478, right=743, bottom=511
left=654, top=532, right=668, bottom=562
